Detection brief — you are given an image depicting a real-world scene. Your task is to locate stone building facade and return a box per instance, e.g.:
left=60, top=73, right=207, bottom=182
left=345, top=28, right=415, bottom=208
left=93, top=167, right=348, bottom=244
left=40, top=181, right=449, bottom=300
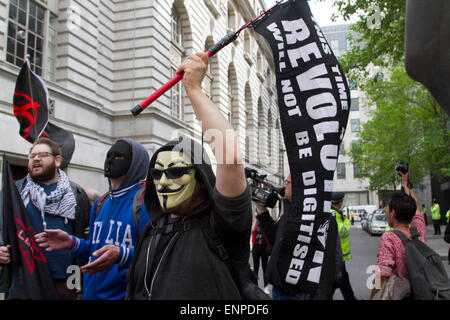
left=0, top=0, right=286, bottom=196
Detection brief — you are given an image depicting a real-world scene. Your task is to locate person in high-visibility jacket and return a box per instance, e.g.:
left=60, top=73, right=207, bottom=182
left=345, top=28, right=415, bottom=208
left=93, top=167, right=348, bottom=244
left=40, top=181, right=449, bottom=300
left=330, top=192, right=357, bottom=300
left=431, top=198, right=441, bottom=235
left=446, top=209, right=449, bottom=224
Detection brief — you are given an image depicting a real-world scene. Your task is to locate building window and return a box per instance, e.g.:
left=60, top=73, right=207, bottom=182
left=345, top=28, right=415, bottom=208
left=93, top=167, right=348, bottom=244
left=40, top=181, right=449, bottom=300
left=7, top=0, right=46, bottom=75
left=170, top=67, right=183, bottom=119
left=203, top=42, right=212, bottom=99
left=337, top=163, right=346, bottom=179
left=227, top=4, right=236, bottom=31
left=339, top=141, right=345, bottom=155
left=170, top=5, right=185, bottom=120
left=351, top=119, right=360, bottom=132
left=350, top=98, right=359, bottom=111
left=47, top=13, right=57, bottom=81
left=267, top=111, right=272, bottom=164
left=353, top=163, right=362, bottom=178
left=330, top=39, right=339, bottom=51
left=171, top=6, right=183, bottom=46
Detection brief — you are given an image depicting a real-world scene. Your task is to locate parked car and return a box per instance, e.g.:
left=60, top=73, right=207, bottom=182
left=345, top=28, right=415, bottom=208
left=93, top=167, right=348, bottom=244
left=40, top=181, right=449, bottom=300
left=346, top=205, right=377, bottom=222
left=369, top=212, right=388, bottom=236
left=362, top=211, right=375, bottom=232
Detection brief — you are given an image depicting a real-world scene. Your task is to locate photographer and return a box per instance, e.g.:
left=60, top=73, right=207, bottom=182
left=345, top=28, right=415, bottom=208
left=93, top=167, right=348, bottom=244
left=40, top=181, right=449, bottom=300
left=370, top=170, right=426, bottom=299
left=255, top=174, right=340, bottom=300
left=254, top=175, right=293, bottom=299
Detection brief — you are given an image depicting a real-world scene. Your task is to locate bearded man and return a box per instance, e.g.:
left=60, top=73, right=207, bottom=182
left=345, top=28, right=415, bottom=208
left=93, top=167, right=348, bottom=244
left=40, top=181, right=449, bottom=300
left=0, top=137, right=88, bottom=299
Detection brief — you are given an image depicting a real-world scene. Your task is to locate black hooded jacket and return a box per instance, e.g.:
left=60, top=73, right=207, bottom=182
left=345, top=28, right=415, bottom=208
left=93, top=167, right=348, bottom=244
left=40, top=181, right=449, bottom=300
left=126, top=137, right=252, bottom=300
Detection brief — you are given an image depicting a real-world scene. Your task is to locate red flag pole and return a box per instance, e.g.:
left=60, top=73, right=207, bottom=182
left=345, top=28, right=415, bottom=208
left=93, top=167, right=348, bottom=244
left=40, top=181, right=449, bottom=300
left=131, top=1, right=285, bottom=116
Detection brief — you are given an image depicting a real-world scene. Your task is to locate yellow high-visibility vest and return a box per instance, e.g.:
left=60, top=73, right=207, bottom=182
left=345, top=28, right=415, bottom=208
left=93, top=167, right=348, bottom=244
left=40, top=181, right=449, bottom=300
left=431, top=204, right=441, bottom=220
left=331, top=208, right=352, bottom=261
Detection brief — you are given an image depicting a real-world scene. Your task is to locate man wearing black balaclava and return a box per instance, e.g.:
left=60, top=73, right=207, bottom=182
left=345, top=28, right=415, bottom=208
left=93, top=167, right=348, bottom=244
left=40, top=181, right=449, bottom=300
left=36, top=138, right=150, bottom=300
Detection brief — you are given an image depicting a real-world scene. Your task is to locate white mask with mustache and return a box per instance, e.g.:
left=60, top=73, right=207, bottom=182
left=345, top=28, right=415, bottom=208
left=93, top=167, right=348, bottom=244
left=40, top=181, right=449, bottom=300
left=152, top=151, right=197, bottom=210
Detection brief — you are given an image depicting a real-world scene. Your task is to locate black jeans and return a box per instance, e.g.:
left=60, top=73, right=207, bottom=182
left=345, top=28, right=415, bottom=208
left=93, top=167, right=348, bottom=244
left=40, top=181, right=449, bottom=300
left=252, top=244, right=269, bottom=286
left=333, top=262, right=356, bottom=300
left=433, top=219, right=441, bottom=235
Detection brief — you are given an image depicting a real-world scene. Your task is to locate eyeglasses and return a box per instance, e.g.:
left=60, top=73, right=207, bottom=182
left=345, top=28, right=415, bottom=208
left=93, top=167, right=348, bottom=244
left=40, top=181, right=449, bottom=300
left=150, top=166, right=195, bottom=180
left=28, top=152, right=55, bottom=159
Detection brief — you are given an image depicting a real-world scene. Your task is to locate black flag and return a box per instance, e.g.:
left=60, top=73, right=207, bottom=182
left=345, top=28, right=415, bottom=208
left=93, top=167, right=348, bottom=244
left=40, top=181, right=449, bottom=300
left=13, top=59, right=49, bottom=143
left=254, top=0, right=350, bottom=296
left=2, top=155, right=58, bottom=299
left=12, top=58, right=75, bottom=170
left=405, top=0, right=450, bottom=114
left=42, top=122, right=75, bottom=171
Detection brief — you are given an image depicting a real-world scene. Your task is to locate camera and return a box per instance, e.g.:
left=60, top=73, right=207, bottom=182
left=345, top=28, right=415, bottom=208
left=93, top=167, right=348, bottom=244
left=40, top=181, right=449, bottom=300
left=245, top=167, right=285, bottom=208
left=395, top=161, right=413, bottom=190
left=395, top=162, right=409, bottom=174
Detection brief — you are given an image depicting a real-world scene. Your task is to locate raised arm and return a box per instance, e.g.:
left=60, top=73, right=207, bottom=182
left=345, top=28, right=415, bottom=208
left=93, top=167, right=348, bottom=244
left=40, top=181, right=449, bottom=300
left=400, top=172, right=419, bottom=210
left=177, top=52, right=246, bottom=197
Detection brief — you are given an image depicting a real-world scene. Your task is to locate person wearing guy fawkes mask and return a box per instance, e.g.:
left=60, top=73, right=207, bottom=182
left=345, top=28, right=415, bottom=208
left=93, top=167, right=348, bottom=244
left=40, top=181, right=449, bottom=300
left=125, top=52, right=252, bottom=300
left=35, top=138, right=151, bottom=300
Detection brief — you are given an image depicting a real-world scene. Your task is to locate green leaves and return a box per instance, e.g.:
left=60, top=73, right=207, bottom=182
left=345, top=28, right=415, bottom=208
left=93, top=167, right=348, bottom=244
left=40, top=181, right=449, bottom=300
left=348, top=67, right=450, bottom=190
left=323, top=0, right=406, bottom=72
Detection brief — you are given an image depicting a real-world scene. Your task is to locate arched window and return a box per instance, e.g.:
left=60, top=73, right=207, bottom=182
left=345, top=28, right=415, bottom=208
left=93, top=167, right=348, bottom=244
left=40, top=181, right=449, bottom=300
left=171, top=6, right=183, bottom=46
left=267, top=109, right=272, bottom=165
left=170, top=5, right=185, bottom=120
left=227, top=68, right=233, bottom=122
left=227, top=3, right=236, bottom=31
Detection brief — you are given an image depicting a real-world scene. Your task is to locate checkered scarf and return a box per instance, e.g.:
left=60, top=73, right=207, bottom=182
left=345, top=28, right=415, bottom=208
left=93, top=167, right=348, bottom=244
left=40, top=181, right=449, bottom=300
left=21, top=169, right=76, bottom=222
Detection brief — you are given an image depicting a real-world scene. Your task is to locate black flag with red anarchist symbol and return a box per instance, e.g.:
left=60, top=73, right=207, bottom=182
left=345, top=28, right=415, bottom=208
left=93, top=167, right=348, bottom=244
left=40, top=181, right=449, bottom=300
left=2, top=155, right=58, bottom=299
left=13, top=59, right=49, bottom=143
left=254, top=0, right=351, bottom=298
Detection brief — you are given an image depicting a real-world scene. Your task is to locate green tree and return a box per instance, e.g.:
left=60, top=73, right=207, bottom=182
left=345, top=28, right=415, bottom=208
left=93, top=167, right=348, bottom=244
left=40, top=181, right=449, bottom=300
left=317, top=0, right=450, bottom=190
left=318, top=0, right=406, bottom=73
left=348, top=67, right=450, bottom=191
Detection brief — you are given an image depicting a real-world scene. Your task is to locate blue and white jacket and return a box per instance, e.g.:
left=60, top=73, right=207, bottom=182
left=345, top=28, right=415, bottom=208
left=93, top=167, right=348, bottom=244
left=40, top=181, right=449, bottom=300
left=70, top=138, right=151, bottom=300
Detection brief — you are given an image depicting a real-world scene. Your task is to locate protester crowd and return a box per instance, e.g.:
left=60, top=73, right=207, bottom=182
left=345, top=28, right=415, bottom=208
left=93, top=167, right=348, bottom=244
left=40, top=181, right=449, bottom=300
left=0, top=51, right=449, bottom=301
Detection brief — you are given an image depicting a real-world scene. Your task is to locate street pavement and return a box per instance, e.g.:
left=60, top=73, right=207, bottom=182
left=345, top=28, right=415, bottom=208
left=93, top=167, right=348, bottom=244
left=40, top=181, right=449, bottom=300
left=252, top=221, right=450, bottom=300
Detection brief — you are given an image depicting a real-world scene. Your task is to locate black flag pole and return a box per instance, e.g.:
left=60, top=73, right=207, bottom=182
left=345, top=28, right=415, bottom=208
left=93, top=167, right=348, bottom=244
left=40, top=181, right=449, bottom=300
left=131, top=1, right=287, bottom=116
left=25, top=55, right=38, bottom=141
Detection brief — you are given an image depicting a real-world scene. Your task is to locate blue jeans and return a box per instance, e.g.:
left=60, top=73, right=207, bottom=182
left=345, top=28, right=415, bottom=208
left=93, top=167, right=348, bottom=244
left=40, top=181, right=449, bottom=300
left=272, top=286, right=312, bottom=300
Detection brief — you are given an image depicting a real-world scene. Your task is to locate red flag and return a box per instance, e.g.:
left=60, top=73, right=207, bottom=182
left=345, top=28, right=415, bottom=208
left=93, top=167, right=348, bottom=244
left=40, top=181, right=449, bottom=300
left=2, top=155, right=58, bottom=299
left=13, top=59, right=49, bottom=143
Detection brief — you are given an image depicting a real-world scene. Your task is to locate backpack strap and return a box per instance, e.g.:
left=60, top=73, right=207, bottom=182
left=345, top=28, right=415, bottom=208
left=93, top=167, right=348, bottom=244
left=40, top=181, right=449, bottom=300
left=96, top=187, right=145, bottom=231
left=147, top=215, right=230, bottom=261
left=392, top=229, right=409, bottom=245
left=409, top=227, right=421, bottom=240
left=95, top=192, right=110, bottom=218
left=132, top=187, right=145, bottom=231
left=148, top=217, right=210, bottom=236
